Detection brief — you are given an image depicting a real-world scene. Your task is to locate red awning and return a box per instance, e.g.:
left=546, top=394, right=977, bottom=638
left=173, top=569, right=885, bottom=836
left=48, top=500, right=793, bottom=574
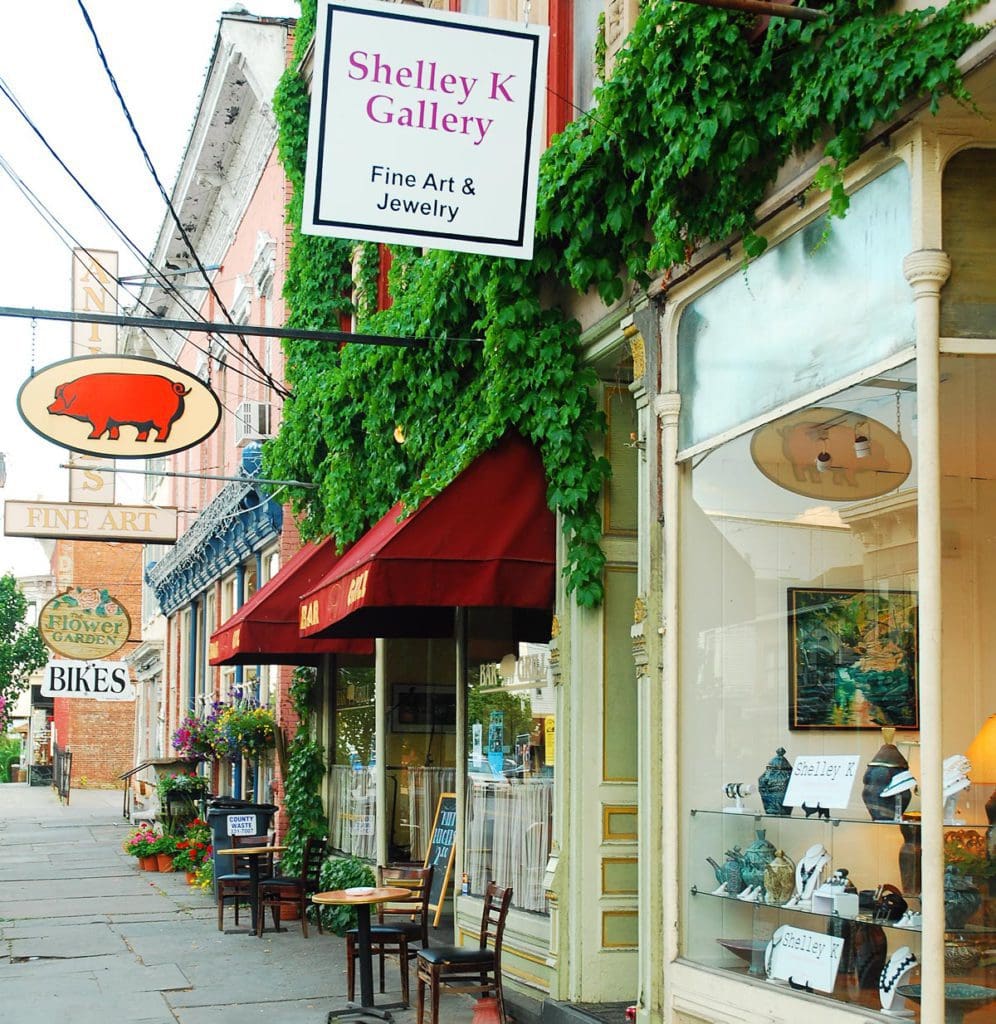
left=298, top=432, right=555, bottom=640
left=209, top=540, right=372, bottom=665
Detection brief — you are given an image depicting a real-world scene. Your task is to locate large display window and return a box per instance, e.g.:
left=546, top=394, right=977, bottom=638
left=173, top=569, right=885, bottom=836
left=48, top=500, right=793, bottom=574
left=678, top=362, right=929, bottom=1014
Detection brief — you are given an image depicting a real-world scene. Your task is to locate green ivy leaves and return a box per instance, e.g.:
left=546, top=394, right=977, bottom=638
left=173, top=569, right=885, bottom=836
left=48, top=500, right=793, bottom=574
left=265, top=0, right=983, bottom=610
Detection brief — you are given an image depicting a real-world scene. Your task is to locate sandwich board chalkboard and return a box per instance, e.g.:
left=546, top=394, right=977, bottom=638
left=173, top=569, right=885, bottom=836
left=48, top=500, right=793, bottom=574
left=423, top=792, right=457, bottom=927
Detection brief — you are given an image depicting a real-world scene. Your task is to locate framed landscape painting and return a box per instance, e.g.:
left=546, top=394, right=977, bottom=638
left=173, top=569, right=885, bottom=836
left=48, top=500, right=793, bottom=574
left=788, top=587, right=919, bottom=730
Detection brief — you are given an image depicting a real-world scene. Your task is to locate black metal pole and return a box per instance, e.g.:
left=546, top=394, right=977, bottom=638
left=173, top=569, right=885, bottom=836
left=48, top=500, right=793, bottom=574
left=0, top=304, right=429, bottom=348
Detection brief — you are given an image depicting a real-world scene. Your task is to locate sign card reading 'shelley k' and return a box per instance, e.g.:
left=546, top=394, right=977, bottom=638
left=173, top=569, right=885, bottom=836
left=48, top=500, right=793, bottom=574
left=303, top=0, right=548, bottom=259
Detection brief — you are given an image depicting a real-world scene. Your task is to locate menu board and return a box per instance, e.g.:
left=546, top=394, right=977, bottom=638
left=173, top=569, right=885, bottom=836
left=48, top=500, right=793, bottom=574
left=423, top=792, right=457, bottom=926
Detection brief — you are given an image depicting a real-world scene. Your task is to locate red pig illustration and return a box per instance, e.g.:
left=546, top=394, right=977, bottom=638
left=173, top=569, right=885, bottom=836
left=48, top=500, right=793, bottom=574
left=47, top=372, right=191, bottom=443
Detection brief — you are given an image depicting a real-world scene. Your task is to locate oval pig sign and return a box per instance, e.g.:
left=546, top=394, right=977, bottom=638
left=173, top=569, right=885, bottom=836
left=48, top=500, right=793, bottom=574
left=39, top=587, right=131, bottom=659
left=18, top=354, right=221, bottom=458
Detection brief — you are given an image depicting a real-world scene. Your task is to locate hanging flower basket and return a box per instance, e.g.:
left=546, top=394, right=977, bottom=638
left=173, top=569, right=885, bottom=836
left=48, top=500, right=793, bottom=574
left=211, top=702, right=277, bottom=761
left=170, top=714, right=217, bottom=761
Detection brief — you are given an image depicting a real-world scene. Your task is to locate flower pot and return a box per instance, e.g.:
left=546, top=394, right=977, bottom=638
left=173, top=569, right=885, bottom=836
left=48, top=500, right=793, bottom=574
left=141, top=855, right=159, bottom=871
left=185, top=870, right=197, bottom=885
left=156, top=853, right=174, bottom=872
left=277, top=884, right=301, bottom=919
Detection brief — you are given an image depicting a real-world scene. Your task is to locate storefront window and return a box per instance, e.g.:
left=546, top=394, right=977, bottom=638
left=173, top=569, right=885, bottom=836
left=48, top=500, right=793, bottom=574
left=465, top=645, right=555, bottom=914
left=330, top=661, right=376, bottom=858
left=679, top=362, right=923, bottom=1010
left=678, top=163, right=914, bottom=453
left=940, top=353, right=996, bottom=1016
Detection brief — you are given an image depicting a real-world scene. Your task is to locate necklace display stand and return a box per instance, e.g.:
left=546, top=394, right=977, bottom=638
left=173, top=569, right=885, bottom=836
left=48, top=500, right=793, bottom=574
left=879, top=945, right=918, bottom=1016
left=788, top=844, right=830, bottom=908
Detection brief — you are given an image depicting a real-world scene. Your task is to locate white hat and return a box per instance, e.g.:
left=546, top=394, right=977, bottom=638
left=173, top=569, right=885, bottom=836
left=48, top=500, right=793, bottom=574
left=880, top=770, right=917, bottom=798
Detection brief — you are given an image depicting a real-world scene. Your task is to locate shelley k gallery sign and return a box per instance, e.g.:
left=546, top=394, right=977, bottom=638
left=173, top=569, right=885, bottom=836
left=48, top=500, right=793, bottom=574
left=303, top=0, right=548, bottom=259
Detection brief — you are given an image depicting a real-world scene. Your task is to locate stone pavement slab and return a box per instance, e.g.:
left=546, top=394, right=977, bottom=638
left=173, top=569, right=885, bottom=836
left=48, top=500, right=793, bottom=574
left=0, top=785, right=478, bottom=1024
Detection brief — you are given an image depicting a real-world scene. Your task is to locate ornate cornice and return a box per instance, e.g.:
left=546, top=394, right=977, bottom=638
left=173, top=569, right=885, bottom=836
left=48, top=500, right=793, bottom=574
left=146, top=478, right=282, bottom=615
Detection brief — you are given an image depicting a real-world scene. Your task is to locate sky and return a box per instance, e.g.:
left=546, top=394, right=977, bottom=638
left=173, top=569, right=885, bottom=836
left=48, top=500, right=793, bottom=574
left=0, top=0, right=300, bottom=577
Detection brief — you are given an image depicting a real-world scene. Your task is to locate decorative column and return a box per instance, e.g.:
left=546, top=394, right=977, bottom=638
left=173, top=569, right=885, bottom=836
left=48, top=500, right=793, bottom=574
left=903, top=247, right=951, bottom=1024
left=654, top=389, right=681, bottom=1021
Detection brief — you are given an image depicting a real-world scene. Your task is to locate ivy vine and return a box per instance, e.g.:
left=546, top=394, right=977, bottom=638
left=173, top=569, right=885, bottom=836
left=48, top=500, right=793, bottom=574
left=265, top=0, right=984, bottom=608
left=280, top=666, right=327, bottom=877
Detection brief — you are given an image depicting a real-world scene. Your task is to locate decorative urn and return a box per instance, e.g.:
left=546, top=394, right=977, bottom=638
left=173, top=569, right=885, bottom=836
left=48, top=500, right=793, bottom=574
left=862, top=727, right=910, bottom=820
left=741, top=829, right=776, bottom=890
left=758, top=747, right=793, bottom=816
left=764, top=849, right=796, bottom=906
left=944, top=865, right=983, bottom=930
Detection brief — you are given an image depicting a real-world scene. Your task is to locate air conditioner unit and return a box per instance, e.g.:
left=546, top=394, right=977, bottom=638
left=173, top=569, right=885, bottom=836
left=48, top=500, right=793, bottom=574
left=235, top=400, right=272, bottom=447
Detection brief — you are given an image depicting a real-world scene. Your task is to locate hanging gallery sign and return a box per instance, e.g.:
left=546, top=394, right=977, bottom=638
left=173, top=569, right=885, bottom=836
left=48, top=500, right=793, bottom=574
left=302, top=0, right=548, bottom=259
left=4, top=499, right=178, bottom=544
left=750, top=407, right=911, bottom=501
left=17, top=354, right=221, bottom=459
left=41, top=660, right=136, bottom=701
left=38, top=588, right=131, bottom=659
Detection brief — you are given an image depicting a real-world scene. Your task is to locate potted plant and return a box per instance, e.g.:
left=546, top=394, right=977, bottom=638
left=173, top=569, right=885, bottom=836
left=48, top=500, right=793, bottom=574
left=172, top=818, right=213, bottom=884
left=192, top=857, right=214, bottom=893
left=153, top=834, right=177, bottom=873
left=122, top=824, right=161, bottom=870
left=315, top=856, right=376, bottom=935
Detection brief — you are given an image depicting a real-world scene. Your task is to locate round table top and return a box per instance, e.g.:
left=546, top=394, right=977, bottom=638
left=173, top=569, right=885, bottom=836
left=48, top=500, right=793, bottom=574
left=312, top=886, right=410, bottom=906
left=216, top=844, right=287, bottom=856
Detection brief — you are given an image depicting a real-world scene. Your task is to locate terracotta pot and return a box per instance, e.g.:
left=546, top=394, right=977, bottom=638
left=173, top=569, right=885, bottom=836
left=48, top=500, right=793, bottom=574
left=185, top=870, right=197, bottom=884
left=156, top=853, right=174, bottom=872
left=141, top=855, right=159, bottom=871
left=277, top=884, right=301, bottom=919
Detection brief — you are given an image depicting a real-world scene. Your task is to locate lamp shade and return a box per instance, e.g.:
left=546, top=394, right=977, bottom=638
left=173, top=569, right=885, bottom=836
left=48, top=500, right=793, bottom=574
left=966, top=714, right=996, bottom=784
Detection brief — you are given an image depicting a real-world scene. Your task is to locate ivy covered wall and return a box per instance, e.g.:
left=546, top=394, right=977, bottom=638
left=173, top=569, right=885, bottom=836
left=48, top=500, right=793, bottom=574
left=264, top=0, right=985, bottom=608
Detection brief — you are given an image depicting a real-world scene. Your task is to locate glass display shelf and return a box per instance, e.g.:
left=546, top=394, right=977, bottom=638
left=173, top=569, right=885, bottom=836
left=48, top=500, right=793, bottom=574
left=690, top=887, right=996, bottom=937
left=692, top=807, right=991, bottom=830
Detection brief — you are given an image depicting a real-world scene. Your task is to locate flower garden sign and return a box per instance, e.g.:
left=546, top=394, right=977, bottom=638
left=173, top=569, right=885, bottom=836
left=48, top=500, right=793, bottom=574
left=38, top=587, right=130, bottom=659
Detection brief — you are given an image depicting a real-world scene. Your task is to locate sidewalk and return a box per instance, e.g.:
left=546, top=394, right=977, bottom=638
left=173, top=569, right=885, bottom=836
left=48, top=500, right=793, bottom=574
left=0, top=783, right=477, bottom=1024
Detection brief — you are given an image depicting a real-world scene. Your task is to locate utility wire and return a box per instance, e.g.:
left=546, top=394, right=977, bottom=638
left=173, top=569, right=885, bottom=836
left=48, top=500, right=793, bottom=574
left=0, top=150, right=279, bottom=410
left=75, top=0, right=286, bottom=398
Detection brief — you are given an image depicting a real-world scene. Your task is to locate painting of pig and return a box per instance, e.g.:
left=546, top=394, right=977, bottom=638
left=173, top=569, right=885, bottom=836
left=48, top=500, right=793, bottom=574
left=47, top=372, right=191, bottom=443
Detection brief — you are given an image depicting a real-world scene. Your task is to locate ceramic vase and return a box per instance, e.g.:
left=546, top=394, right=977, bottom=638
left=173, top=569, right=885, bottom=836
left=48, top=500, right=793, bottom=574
left=741, top=830, right=776, bottom=890
left=852, top=923, right=887, bottom=990
left=898, top=818, right=922, bottom=896
left=862, top=727, right=910, bottom=821
left=764, top=850, right=796, bottom=906
left=724, top=851, right=745, bottom=896
left=758, top=747, right=793, bottom=816
left=944, top=865, right=983, bottom=930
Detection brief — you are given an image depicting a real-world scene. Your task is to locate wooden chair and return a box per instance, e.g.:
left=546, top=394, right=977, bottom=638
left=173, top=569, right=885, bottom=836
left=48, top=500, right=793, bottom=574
left=415, top=882, right=513, bottom=1024
left=256, top=834, right=327, bottom=937
left=216, top=834, right=274, bottom=931
left=346, top=863, right=433, bottom=1007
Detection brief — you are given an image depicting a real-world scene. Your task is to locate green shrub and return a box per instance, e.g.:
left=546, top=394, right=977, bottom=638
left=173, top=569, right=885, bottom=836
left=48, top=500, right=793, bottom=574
left=315, top=856, right=376, bottom=935
left=0, top=735, right=21, bottom=783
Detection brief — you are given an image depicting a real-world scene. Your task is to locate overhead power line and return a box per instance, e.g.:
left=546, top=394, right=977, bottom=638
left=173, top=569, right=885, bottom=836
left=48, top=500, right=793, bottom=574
left=75, top=0, right=281, bottom=394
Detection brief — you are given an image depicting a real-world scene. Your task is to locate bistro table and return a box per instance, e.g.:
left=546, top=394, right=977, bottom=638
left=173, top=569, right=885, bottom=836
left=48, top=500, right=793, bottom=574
left=312, top=886, right=411, bottom=1021
left=216, top=844, right=285, bottom=935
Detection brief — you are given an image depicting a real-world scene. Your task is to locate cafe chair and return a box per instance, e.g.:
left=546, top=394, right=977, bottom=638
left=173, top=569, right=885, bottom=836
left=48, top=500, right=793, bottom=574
left=256, top=834, right=328, bottom=938
left=216, top=834, right=274, bottom=931
left=347, top=863, right=434, bottom=1007
left=415, top=881, right=513, bottom=1024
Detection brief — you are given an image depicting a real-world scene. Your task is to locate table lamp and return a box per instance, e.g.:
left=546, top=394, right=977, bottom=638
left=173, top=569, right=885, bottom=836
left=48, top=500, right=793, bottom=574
left=966, top=713, right=996, bottom=825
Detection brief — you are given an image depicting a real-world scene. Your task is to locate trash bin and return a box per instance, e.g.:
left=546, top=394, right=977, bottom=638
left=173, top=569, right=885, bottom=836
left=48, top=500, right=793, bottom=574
left=206, top=798, right=279, bottom=894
